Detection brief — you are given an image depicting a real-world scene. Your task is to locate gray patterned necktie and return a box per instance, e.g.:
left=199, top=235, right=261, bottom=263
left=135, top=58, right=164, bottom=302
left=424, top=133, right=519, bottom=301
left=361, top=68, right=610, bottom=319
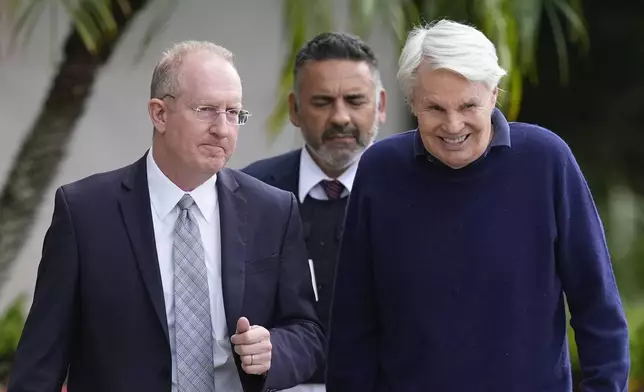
left=173, top=194, right=215, bottom=392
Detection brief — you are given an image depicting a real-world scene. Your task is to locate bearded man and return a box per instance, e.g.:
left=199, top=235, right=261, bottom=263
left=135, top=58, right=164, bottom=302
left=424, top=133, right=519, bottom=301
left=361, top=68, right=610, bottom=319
left=242, top=31, right=387, bottom=392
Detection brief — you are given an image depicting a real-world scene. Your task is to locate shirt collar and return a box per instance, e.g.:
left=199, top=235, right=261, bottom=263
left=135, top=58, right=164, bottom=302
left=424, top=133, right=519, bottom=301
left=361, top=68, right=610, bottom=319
left=414, top=107, right=511, bottom=161
left=146, top=148, right=218, bottom=222
left=297, top=146, right=359, bottom=203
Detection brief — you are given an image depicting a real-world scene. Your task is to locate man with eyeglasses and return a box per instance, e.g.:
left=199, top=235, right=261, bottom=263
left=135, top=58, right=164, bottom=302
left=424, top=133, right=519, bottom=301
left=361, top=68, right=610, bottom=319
left=8, top=40, right=324, bottom=392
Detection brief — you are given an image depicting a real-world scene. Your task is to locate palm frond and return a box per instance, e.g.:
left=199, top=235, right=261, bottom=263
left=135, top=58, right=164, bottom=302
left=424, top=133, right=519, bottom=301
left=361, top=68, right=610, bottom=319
left=382, top=0, right=419, bottom=49
left=544, top=1, right=570, bottom=84
left=349, top=0, right=376, bottom=37
left=545, top=0, right=589, bottom=83
left=510, top=0, right=542, bottom=80
left=132, top=0, right=176, bottom=64
left=473, top=0, right=524, bottom=119
left=0, top=0, right=46, bottom=57
left=1, top=0, right=170, bottom=61
left=0, top=0, right=18, bottom=55
left=270, top=0, right=590, bottom=132
left=267, top=0, right=333, bottom=139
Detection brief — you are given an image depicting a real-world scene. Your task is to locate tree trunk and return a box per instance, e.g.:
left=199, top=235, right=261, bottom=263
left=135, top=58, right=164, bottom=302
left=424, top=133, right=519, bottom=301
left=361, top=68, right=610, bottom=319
left=0, top=0, right=149, bottom=293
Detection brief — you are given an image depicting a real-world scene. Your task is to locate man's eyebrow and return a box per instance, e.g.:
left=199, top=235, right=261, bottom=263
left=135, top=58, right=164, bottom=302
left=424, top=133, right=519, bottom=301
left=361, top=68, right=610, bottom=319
left=345, top=93, right=368, bottom=99
left=459, top=99, right=479, bottom=107
left=310, top=94, right=333, bottom=102
left=420, top=98, right=480, bottom=107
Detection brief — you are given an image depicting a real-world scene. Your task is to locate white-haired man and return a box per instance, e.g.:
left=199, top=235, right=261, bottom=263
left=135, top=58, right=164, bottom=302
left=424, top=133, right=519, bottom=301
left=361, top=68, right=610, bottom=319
left=325, top=20, right=629, bottom=392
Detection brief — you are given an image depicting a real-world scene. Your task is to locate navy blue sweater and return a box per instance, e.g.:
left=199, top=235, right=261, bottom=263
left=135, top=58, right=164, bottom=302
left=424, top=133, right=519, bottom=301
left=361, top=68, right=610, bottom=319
left=326, top=112, right=629, bottom=392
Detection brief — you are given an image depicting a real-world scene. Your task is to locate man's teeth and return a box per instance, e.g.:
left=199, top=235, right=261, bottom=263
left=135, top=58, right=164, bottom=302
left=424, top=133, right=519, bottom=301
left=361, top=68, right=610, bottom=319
left=441, top=135, right=467, bottom=144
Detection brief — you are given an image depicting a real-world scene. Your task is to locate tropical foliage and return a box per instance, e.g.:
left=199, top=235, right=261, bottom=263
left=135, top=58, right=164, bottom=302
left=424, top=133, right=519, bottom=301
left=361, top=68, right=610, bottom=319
left=267, top=0, right=589, bottom=135
left=6, top=2, right=641, bottom=391
left=0, top=0, right=589, bottom=294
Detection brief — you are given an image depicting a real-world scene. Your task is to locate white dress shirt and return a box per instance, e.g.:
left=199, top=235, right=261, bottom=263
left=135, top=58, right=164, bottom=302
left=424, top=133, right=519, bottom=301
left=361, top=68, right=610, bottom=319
left=146, top=149, right=243, bottom=392
left=297, top=147, right=358, bottom=203
left=283, top=148, right=360, bottom=392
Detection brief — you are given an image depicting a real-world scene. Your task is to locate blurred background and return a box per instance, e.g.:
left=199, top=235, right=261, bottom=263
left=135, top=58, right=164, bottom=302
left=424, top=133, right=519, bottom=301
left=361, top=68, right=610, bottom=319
left=0, top=0, right=641, bottom=389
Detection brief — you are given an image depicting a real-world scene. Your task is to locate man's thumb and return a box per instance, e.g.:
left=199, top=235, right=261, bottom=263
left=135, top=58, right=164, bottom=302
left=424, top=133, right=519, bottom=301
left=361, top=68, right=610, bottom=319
left=236, top=317, right=251, bottom=334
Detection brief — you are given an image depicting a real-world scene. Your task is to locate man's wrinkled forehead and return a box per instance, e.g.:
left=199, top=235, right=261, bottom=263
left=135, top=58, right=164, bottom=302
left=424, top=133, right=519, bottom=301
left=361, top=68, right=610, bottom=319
left=414, top=70, right=488, bottom=103
left=297, top=60, right=376, bottom=93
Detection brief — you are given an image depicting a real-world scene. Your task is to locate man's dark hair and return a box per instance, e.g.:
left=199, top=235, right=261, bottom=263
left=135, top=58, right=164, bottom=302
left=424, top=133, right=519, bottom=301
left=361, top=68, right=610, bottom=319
left=293, top=32, right=380, bottom=90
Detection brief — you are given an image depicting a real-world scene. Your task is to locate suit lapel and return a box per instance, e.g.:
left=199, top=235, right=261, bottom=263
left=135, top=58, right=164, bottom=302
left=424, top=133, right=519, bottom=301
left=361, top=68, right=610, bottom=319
left=118, top=153, right=169, bottom=342
left=217, top=168, right=248, bottom=335
left=270, top=150, right=301, bottom=196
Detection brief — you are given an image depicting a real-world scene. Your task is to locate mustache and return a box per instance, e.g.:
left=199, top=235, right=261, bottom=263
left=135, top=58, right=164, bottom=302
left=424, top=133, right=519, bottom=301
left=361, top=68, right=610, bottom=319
left=321, top=125, right=359, bottom=141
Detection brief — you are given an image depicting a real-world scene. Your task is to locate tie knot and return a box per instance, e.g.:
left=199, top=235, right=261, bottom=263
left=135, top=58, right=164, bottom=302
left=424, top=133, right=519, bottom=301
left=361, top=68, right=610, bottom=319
left=177, top=194, right=195, bottom=211
left=320, top=179, right=344, bottom=200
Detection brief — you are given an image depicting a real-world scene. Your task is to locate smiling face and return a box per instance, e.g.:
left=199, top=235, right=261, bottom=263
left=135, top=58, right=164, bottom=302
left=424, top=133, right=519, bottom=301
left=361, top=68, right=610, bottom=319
left=289, top=59, right=386, bottom=177
left=148, top=50, right=242, bottom=189
left=411, top=63, right=497, bottom=169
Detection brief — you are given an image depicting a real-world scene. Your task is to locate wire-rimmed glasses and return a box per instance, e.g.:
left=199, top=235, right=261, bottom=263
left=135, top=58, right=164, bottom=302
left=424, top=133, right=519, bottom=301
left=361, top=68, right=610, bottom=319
left=162, top=94, right=251, bottom=125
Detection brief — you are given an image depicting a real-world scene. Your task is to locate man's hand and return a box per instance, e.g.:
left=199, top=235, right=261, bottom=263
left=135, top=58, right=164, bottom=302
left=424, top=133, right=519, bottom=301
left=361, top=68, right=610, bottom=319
left=231, top=317, right=272, bottom=375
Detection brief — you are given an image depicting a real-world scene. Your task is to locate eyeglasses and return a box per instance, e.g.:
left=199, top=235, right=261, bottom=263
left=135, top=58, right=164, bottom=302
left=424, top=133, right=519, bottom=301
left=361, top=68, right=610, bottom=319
left=162, top=94, right=251, bottom=125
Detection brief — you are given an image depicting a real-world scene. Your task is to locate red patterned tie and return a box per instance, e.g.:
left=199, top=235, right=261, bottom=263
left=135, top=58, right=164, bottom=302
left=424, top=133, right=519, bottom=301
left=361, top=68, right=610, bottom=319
left=320, top=180, right=344, bottom=200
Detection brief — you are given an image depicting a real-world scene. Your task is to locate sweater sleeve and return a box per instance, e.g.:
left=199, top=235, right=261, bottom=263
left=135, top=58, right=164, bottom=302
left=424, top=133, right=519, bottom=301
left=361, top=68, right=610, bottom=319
left=325, top=160, right=378, bottom=392
left=555, top=149, right=630, bottom=391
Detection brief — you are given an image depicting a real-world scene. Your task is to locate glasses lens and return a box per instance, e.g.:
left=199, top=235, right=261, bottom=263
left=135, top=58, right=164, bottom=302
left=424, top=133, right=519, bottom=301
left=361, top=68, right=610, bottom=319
left=238, top=111, right=250, bottom=125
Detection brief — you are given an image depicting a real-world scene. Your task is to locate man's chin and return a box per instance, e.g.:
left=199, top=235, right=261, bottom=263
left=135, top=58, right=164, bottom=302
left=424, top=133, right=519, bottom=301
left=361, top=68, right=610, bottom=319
left=199, top=156, right=227, bottom=173
left=324, top=153, right=360, bottom=170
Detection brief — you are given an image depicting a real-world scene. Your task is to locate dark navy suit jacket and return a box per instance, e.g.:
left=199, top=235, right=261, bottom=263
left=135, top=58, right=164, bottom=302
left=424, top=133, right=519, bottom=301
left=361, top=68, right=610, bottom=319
left=8, top=153, right=325, bottom=392
left=242, top=149, right=339, bottom=385
left=242, top=150, right=301, bottom=196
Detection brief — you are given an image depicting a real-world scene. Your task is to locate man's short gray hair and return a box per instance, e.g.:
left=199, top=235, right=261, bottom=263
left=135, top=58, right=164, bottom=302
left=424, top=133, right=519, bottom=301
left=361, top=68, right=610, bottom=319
left=150, top=40, right=235, bottom=99
left=397, top=20, right=507, bottom=105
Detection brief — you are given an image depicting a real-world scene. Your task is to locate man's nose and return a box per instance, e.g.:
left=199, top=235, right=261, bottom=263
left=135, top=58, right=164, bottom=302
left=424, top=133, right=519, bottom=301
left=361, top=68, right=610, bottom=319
left=331, top=101, right=351, bottom=126
left=444, top=112, right=465, bottom=134
left=209, top=116, right=230, bottom=137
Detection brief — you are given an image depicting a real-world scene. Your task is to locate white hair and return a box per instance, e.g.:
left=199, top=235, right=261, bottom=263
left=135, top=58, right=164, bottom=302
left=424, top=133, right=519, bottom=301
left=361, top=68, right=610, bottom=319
left=397, top=20, right=507, bottom=105
left=150, top=40, right=235, bottom=99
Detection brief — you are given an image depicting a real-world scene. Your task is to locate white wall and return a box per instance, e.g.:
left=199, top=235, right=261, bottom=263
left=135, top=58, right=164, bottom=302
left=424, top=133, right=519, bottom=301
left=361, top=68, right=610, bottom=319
left=0, top=0, right=409, bottom=311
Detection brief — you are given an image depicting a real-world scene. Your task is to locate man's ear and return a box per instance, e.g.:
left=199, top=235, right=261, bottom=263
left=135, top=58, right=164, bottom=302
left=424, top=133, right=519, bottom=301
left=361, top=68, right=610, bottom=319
left=148, top=98, right=168, bottom=134
left=408, top=92, right=418, bottom=117
left=288, top=92, right=301, bottom=127
left=376, top=89, right=387, bottom=124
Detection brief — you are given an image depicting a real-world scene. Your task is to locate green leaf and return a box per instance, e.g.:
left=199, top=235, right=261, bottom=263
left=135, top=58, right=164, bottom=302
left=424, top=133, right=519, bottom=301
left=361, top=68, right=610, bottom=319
left=551, top=0, right=589, bottom=52
left=384, top=0, right=419, bottom=48
left=267, top=0, right=590, bottom=137
left=133, top=0, right=177, bottom=65
left=266, top=0, right=333, bottom=137
left=511, top=0, right=542, bottom=79
left=4, top=0, right=153, bottom=58
left=87, top=0, right=118, bottom=37
left=5, top=0, right=47, bottom=54
left=60, top=0, right=103, bottom=54
left=544, top=1, right=569, bottom=84
left=0, top=294, right=26, bottom=356
left=349, top=0, right=376, bottom=37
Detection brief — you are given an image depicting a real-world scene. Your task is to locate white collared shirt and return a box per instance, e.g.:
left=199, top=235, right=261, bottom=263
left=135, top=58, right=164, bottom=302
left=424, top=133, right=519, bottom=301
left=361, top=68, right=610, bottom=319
left=146, top=149, right=243, bottom=392
left=297, top=147, right=358, bottom=203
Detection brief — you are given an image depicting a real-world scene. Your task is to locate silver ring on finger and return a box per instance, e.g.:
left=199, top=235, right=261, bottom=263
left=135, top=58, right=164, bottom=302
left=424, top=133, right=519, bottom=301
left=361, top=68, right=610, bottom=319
left=250, top=354, right=254, bottom=366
